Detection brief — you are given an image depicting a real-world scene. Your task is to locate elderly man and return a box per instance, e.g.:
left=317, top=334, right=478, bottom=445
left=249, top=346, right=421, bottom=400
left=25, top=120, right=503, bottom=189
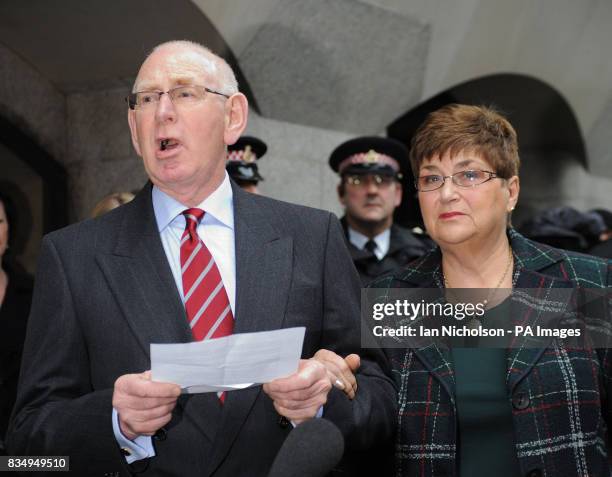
left=8, top=41, right=396, bottom=476
left=330, top=137, right=430, bottom=285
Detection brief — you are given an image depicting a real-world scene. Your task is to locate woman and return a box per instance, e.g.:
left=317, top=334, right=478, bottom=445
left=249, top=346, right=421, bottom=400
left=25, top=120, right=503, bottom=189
left=0, top=192, right=33, bottom=454
left=319, top=104, right=611, bottom=476
left=371, top=104, right=611, bottom=476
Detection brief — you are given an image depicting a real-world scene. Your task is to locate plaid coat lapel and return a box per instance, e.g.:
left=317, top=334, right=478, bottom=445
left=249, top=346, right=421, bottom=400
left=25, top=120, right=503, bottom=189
left=372, top=229, right=612, bottom=477
left=505, top=229, right=606, bottom=392
left=505, top=268, right=574, bottom=392
left=375, top=229, right=610, bottom=409
left=375, top=248, right=457, bottom=401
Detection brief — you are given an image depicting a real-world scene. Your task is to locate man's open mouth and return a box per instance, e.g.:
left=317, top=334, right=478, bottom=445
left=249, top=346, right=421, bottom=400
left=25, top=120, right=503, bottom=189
left=160, top=138, right=179, bottom=151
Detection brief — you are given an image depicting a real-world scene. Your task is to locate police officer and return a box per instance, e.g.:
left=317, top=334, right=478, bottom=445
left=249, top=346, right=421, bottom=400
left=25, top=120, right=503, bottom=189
left=226, top=136, right=266, bottom=194
left=329, top=136, right=430, bottom=285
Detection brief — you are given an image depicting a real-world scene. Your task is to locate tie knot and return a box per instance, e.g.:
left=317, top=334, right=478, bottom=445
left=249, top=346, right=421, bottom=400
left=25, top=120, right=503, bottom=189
left=365, top=239, right=377, bottom=254
left=183, top=208, right=205, bottom=223
left=183, top=208, right=205, bottom=235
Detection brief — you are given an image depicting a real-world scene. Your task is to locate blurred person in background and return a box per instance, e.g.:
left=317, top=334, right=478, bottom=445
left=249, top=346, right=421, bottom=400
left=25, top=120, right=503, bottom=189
left=91, top=191, right=135, bottom=218
left=590, top=208, right=612, bottom=259
left=226, top=136, right=266, bottom=194
left=0, top=191, right=33, bottom=455
left=329, top=136, right=430, bottom=285
left=519, top=205, right=605, bottom=253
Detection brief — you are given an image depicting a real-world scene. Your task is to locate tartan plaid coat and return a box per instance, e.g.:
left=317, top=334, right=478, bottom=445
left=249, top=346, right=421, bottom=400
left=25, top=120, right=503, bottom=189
left=370, top=229, right=612, bottom=477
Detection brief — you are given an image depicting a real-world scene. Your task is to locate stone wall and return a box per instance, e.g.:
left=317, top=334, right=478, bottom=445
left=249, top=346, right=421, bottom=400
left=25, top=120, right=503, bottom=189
left=0, top=42, right=66, bottom=162
left=66, top=88, right=145, bottom=220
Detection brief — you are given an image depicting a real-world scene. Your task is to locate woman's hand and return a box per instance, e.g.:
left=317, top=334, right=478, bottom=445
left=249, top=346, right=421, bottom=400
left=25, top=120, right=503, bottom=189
left=313, top=349, right=361, bottom=399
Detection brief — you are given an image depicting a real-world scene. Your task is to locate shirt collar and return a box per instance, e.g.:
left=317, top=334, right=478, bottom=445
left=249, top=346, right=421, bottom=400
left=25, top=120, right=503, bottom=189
left=152, top=173, right=234, bottom=232
left=347, top=226, right=391, bottom=254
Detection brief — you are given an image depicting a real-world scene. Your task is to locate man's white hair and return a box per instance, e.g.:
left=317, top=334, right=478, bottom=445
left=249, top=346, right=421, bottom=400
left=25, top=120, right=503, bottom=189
left=136, top=40, right=238, bottom=95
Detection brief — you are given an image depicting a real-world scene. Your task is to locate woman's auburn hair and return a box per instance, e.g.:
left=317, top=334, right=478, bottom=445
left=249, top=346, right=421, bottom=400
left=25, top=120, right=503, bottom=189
left=409, top=103, right=520, bottom=179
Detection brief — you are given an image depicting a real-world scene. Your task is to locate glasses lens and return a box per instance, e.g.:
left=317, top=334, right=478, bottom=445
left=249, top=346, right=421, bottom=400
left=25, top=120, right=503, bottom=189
left=169, top=86, right=206, bottom=104
left=374, top=175, right=395, bottom=186
left=417, top=175, right=443, bottom=191
left=347, top=175, right=395, bottom=187
left=454, top=170, right=488, bottom=187
left=135, top=91, right=161, bottom=108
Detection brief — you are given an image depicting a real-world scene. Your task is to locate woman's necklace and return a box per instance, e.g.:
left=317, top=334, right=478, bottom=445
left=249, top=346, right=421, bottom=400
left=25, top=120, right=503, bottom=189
left=443, top=247, right=513, bottom=308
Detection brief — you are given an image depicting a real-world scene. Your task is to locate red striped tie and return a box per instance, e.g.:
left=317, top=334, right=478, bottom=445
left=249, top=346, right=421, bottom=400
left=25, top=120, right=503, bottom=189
left=180, top=208, right=233, bottom=400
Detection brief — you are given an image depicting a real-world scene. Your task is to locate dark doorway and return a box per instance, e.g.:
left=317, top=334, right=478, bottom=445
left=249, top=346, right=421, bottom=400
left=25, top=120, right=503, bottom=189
left=0, top=114, right=68, bottom=273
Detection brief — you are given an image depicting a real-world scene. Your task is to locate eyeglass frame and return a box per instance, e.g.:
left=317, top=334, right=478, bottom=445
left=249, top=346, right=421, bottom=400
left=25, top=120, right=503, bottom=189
left=344, top=173, right=399, bottom=188
left=125, top=85, right=230, bottom=110
left=414, top=169, right=500, bottom=192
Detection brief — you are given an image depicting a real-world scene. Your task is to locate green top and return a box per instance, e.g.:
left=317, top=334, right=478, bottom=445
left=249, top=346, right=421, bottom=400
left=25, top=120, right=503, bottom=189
left=451, top=299, right=522, bottom=476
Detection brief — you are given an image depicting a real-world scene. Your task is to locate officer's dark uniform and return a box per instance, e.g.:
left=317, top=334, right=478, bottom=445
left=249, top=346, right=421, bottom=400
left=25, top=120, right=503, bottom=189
left=329, top=136, right=431, bottom=286
left=339, top=217, right=430, bottom=285
left=226, top=136, right=266, bottom=190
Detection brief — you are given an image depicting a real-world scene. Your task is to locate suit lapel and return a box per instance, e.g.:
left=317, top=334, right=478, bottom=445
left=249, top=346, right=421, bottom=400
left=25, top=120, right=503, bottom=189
left=207, top=184, right=293, bottom=475
left=96, top=184, right=220, bottom=443
left=232, top=188, right=292, bottom=334
left=95, top=184, right=191, bottom=356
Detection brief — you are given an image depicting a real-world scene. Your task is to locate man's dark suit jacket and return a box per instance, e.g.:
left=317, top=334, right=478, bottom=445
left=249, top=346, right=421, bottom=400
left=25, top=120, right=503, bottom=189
left=7, top=182, right=397, bottom=476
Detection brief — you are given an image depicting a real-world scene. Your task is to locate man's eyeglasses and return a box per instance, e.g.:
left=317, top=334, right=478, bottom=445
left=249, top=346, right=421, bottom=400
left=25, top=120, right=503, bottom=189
left=415, top=170, right=499, bottom=192
left=126, top=85, right=230, bottom=110
left=345, top=174, right=396, bottom=188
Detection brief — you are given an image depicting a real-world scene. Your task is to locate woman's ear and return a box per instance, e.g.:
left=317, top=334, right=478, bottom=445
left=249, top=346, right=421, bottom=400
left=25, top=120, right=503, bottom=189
left=506, top=175, right=520, bottom=211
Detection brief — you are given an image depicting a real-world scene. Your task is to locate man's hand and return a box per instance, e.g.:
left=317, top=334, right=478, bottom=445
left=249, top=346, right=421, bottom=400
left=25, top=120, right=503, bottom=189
left=263, top=359, right=332, bottom=424
left=112, top=371, right=181, bottom=441
left=314, top=350, right=361, bottom=399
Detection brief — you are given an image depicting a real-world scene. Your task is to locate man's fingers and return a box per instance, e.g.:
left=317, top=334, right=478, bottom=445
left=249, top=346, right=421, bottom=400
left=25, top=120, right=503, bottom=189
left=265, top=359, right=326, bottom=393
left=116, top=395, right=178, bottom=410
left=272, top=402, right=322, bottom=423
left=271, top=381, right=331, bottom=410
left=265, top=378, right=330, bottom=402
left=128, top=381, right=181, bottom=399
left=123, top=413, right=174, bottom=438
left=115, top=372, right=181, bottom=399
left=120, top=402, right=176, bottom=423
left=113, top=371, right=181, bottom=440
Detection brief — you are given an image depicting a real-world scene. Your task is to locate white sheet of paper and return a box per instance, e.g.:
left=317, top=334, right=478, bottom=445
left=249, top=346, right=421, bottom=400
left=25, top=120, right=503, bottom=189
left=150, top=327, right=306, bottom=394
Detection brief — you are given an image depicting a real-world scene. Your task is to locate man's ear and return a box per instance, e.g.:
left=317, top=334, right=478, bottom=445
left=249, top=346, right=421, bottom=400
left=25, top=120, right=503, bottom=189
left=127, top=110, right=142, bottom=157
left=224, top=93, right=249, bottom=146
